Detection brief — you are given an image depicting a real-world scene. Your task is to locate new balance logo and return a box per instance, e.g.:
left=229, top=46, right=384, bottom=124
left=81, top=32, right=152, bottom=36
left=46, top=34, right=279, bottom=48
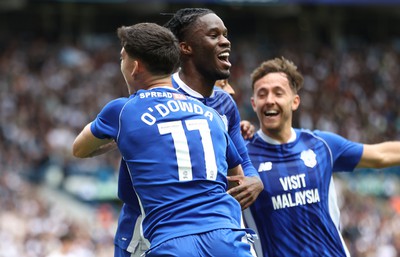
left=258, top=162, right=272, bottom=172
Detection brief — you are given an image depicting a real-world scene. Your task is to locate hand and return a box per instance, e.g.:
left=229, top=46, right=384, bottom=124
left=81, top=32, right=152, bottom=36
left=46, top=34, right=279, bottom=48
left=226, top=175, right=263, bottom=210
left=240, top=120, right=255, bottom=140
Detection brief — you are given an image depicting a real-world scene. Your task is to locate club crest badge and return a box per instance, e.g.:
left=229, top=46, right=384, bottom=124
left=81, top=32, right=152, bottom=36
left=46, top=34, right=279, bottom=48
left=300, top=149, right=317, bottom=168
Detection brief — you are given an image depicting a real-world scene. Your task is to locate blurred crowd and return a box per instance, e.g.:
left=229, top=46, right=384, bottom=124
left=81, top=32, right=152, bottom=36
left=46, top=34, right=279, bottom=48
left=0, top=172, right=115, bottom=257
left=1, top=30, right=400, bottom=256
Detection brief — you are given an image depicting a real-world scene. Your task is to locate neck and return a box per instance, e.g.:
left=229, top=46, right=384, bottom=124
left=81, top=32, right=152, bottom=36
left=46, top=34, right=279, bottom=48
left=147, top=78, right=173, bottom=90
left=178, top=69, right=214, bottom=97
left=134, top=74, right=173, bottom=93
left=261, top=126, right=293, bottom=144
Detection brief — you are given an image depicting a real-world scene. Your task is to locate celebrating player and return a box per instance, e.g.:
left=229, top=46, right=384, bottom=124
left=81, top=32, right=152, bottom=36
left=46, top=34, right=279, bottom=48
left=73, top=22, right=253, bottom=257
left=164, top=7, right=263, bottom=209
left=113, top=8, right=262, bottom=257
left=243, top=56, right=400, bottom=257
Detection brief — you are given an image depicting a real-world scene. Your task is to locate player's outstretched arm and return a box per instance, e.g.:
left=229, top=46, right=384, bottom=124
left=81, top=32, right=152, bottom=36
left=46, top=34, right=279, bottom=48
left=357, top=141, right=400, bottom=169
left=72, top=123, right=116, bottom=158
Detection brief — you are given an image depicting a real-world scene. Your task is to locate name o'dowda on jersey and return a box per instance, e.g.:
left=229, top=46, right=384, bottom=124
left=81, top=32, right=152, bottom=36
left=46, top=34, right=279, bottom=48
left=139, top=92, right=214, bottom=126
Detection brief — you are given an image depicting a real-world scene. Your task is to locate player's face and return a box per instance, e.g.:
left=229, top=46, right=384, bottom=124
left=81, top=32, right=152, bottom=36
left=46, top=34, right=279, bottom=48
left=251, top=72, right=300, bottom=142
left=187, top=13, right=231, bottom=81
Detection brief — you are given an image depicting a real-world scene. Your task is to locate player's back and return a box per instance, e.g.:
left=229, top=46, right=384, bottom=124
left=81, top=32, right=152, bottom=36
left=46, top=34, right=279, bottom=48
left=117, top=87, right=242, bottom=247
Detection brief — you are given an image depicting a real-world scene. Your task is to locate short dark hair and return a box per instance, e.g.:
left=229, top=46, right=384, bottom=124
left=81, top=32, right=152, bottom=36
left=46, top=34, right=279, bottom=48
left=117, top=22, right=180, bottom=75
left=251, top=57, right=304, bottom=93
left=164, top=8, right=215, bottom=42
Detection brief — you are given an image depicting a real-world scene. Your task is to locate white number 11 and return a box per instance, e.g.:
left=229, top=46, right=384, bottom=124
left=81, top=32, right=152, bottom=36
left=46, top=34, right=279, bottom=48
left=157, top=119, right=218, bottom=181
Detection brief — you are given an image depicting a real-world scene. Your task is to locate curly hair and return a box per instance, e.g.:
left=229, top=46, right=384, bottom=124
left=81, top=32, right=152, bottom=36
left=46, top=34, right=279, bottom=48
left=164, top=8, right=215, bottom=42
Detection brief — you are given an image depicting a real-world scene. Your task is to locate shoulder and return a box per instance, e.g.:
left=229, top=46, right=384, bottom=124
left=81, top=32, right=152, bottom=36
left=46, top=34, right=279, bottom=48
left=212, top=87, right=236, bottom=103
left=105, top=97, right=130, bottom=109
left=302, top=129, right=362, bottom=154
left=308, top=129, right=346, bottom=142
left=99, top=97, right=130, bottom=115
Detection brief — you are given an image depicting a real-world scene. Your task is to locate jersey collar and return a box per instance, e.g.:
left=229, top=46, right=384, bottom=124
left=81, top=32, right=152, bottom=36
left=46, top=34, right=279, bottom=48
left=172, top=72, right=215, bottom=99
left=257, top=128, right=297, bottom=145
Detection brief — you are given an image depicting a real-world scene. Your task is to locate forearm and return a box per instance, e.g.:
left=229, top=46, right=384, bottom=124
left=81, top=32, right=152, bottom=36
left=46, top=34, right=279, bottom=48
left=379, top=141, right=400, bottom=166
left=85, top=140, right=117, bottom=157
left=359, top=141, right=400, bottom=168
left=72, top=123, right=114, bottom=158
left=242, top=158, right=259, bottom=178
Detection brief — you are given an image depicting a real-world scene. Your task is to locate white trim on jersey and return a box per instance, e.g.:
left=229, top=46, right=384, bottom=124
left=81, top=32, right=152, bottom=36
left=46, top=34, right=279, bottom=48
left=328, top=177, right=351, bottom=257
left=242, top=208, right=262, bottom=257
left=172, top=72, right=216, bottom=98
left=257, top=128, right=297, bottom=145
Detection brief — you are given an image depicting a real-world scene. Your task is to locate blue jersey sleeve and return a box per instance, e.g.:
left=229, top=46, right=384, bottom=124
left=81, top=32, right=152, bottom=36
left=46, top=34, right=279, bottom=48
left=213, top=107, right=242, bottom=169
left=227, top=100, right=259, bottom=178
left=90, top=97, right=128, bottom=140
left=226, top=134, right=243, bottom=169
left=313, top=130, right=363, bottom=172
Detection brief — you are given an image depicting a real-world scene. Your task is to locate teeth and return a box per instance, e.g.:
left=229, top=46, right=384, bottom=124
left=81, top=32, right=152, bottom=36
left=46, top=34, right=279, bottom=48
left=218, top=52, right=229, bottom=58
left=265, top=110, right=278, bottom=115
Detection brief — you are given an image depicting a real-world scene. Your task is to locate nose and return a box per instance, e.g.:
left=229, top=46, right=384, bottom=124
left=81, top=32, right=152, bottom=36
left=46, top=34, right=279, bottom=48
left=264, top=93, right=275, bottom=105
left=220, top=35, right=230, bottom=47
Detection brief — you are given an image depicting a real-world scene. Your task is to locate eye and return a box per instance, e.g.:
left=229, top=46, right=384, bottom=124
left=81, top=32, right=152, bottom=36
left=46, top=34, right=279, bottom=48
left=258, top=91, right=267, bottom=98
left=209, top=34, right=218, bottom=39
left=275, top=90, right=285, bottom=96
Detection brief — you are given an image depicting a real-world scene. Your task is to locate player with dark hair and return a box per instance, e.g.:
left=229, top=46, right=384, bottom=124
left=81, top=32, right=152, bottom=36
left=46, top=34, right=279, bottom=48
left=112, top=8, right=262, bottom=257
left=164, top=7, right=263, bottom=210
left=73, top=22, right=254, bottom=257
left=243, top=56, right=400, bottom=257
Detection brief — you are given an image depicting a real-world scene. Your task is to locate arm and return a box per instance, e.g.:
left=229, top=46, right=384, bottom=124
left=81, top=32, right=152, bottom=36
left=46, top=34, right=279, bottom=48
left=357, top=141, right=400, bottom=168
left=227, top=103, right=263, bottom=209
left=72, top=98, right=127, bottom=158
left=227, top=174, right=262, bottom=210
left=223, top=128, right=262, bottom=210
left=72, top=122, right=116, bottom=158
left=227, top=164, right=244, bottom=190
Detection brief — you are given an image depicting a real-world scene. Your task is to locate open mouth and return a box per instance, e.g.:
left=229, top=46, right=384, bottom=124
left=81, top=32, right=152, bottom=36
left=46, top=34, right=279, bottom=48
left=264, top=110, right=279, bottom=117
left=218, top=52, right=231, bottom=67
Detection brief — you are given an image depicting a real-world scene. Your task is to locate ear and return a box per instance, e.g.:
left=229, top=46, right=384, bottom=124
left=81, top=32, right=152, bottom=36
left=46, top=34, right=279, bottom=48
left=179, top=42, right=192, bottom=55
left=130, top=60, right=139, bottom=77
left=251, top=96, right=257, bottom=112
left=292, top=94, right=300, bottom=111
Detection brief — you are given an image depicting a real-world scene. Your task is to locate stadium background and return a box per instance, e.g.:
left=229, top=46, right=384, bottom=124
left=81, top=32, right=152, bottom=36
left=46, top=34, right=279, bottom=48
left=1, top=0, right=400, bottom=256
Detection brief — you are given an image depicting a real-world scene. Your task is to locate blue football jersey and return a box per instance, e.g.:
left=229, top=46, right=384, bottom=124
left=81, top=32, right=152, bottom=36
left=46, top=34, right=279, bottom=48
left=91, top=87, right=243, bottom=247
left=171, top=72, right=258, bottom=178
left=244, top=129, right=363, bottom=257
left=113, top=72, right=259, bottom=252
